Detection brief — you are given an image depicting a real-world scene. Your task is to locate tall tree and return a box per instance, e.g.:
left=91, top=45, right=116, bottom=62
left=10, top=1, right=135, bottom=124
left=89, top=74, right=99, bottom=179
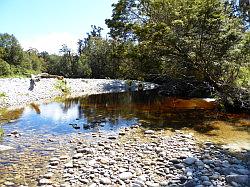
left=59, top=44, right=74, bottom=77
left=0, top=33, right=23, bottom=66
left=106, top=0, right=250, bottom=110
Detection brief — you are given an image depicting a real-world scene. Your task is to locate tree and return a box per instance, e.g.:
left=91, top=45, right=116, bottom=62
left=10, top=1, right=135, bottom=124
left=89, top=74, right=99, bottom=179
left=106, top=0, right=249, bottom=111
left=77, top=26, right=121, bottom=79
left=226, top=0, right=250, bottom=29
left=59, top=44, right=74, bottom=77
left=0, top=33, right=23, bottom=66
left=74, top=54, right=92, bottom=78
left=45, top=54, right=62, bottom=75
left=25, top=49, right=45, bottom=72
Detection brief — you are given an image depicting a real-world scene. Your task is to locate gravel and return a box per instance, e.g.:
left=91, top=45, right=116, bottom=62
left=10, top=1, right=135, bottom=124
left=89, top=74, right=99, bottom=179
left=0, top=78, right=157, bottom=109
left=42, top=130, right=249, bottom=187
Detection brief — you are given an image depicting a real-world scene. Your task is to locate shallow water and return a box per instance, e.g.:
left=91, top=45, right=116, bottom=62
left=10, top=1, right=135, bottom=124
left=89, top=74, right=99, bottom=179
left=0, top=90, right=249, bottom=186
left=1, top=90, right=249, bottom=149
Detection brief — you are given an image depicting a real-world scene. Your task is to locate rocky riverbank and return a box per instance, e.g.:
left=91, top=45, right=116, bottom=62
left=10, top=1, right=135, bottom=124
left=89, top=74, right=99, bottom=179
left=34, top=128, right=249, bottom=187
left=0, top=78, right=155, bottom=109
left=0, top=124, right=249, bottom=186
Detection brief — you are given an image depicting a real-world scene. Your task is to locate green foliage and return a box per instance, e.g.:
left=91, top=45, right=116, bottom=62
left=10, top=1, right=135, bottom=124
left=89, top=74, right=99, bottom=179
left=0, top=92, right=6, bottom=97
left=0, top=59, right=11, bottom=76
left=0, top=2, right=249, bottom=112
left=0, top=128, right=3, bottom=137
left=74, top=54, right=92, bottom=78
left=0, top=33, right=24, bottom=66
left=0, top=33, right=44, bottom=77
left=105, top=0, right=250, bottom=111
left=107, top=0, right=248, bottom=82
left=45, top=54, right=62, bottom=75
left=237, top=67, right=250, bottom=88
left=54, top=80, right=71, bottom=94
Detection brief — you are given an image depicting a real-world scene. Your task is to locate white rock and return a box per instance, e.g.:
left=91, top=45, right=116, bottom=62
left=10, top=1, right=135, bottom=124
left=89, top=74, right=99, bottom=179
left=39, top=178, right=52, bottom=185
left=144, top=130, right=155, bottom=134
left=0, top=145, right=15, bottom=152
left=73, top=153, right=83, bottom=159
left=119, top=172, right=133, bottom=180
left=145, top=181, right=160, bottom=187
left=44, top=172, right=53, bottom=179
left=100, top=177, right=112, bottom=184
left=64, top=162, right=73, bottom=168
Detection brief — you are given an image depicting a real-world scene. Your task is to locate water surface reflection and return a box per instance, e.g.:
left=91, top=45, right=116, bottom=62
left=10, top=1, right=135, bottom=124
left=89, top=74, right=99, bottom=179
left=1, top=90, right=249, bottom=150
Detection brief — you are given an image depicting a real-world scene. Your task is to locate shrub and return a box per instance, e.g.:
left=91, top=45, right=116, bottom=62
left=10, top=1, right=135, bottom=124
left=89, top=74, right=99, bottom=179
left=0, top=59, right=11, bottom=76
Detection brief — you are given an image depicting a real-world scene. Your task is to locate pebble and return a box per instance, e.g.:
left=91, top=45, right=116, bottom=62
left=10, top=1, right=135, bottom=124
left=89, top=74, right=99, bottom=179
left=100, top=177, right=112, bottom=184
left=237, top=168, right=250, bottom=175
left=72, top=153, right=83, bottom=159
left=184, top=157, right=196, bottom=165
left=225, top=174, right=249, bottom=185
left=0, top=145, right=15, bottom=152
left=79, top=178, right=89, bottom=184
left=202, top=181, right=212, bottom=186
left=44, top=172, right=53, bottom=179
left=145, top=181, right=160, bottom=187
left=195, top=160, right=204, bottom=166
left=144, top=130, right=155, bottom=134
left=64, top=162, right=73, bottom=168
left=4, top=181, right=15, bottom=186
left=119, top=132, right=126, bottom=136
left=119, top=172, right=133, bottom=180
left=39, top=178, right=52, bottom=185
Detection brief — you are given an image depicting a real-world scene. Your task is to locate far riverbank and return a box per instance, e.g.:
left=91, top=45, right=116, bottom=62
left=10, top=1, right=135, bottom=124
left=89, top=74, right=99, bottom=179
left=0, top=78, right=156, bottom=109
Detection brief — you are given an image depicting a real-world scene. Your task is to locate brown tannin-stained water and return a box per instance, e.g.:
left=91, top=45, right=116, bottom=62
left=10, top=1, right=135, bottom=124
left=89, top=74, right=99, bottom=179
left=0, top=90, right=249, bottom=186
left=0, top=90, right=249, bottom=149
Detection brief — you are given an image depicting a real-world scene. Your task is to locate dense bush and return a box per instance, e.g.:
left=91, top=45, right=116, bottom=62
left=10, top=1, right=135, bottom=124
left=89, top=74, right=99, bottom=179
left=0, top=33, right=44, bottom=77
left=0, top=59, right=11, bottom=76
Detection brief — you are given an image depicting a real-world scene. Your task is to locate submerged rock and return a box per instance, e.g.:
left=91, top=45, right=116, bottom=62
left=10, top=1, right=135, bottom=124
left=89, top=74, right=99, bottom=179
left=226, top=175, right=249, bottom=185
left=184, top=157, right=196, bottom=165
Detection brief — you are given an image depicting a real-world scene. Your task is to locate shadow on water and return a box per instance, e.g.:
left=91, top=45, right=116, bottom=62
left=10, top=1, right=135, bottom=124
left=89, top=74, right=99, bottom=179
left=0, top=89, right=249, bottom=149
left=64, top=90, right=248, bottom=133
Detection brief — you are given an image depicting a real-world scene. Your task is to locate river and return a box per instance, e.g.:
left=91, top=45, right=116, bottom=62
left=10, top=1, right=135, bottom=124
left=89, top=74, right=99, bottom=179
left=0, top=90, right=249, bottom=186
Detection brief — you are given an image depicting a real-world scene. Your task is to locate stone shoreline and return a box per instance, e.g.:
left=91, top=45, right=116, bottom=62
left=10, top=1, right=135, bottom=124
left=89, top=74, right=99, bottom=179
left=0, top=78, right=155, bottom=109
left=38, top=127, right=250, bottom=187
left=1, top=119, right=249, bottom=186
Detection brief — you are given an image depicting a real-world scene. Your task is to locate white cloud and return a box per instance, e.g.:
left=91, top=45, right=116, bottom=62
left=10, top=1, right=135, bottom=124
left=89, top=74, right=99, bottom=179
left=20, top=32, right=82, bottom=54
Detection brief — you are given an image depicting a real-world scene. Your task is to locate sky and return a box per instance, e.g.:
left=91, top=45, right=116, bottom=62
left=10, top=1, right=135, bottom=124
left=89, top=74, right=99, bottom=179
left=0, top=0, right=118, bottom=54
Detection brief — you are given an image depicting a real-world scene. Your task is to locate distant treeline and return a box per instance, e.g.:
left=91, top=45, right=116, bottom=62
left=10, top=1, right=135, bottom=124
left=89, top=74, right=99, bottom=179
left=0, top=33, right=45, bottom=77
left=0, top=0, right=249, bottom=111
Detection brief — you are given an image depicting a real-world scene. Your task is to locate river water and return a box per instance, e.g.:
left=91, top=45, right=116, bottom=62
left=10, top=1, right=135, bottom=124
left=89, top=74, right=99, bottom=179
left=1, top=90, right=249, bottom=149
left=0, top=90, right=249, bottom=186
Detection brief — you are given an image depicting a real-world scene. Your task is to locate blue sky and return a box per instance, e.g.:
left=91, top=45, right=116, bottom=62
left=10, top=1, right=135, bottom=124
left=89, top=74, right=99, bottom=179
left=0, top=0, right=118, bottom=53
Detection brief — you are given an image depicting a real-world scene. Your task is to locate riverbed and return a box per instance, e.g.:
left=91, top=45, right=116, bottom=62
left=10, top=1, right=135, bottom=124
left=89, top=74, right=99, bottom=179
left=0, top=85, right=249, bottom=186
